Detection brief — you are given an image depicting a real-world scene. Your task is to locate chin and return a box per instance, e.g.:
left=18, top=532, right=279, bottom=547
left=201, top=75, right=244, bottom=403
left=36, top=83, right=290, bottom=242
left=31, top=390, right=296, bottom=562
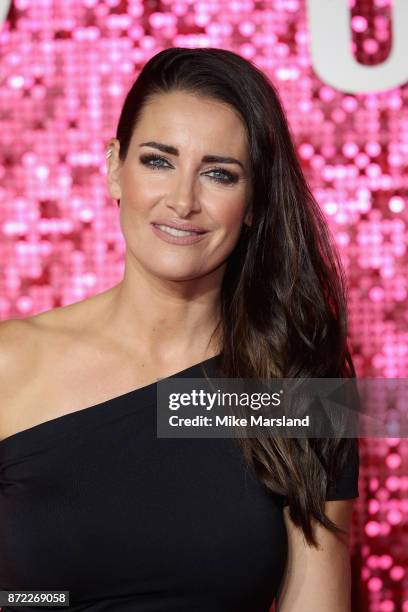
left=145, top=263, right=203, bottom=281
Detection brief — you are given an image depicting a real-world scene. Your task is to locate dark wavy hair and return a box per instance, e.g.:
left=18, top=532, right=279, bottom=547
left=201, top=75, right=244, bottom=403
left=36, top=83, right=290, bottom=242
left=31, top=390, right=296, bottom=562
left=114, top=46, right=358, bottom=548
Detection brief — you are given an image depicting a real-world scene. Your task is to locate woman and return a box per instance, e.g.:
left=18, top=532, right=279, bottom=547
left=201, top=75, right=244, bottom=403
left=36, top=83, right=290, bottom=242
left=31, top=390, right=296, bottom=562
left=0, top=47, right=359, bottom=611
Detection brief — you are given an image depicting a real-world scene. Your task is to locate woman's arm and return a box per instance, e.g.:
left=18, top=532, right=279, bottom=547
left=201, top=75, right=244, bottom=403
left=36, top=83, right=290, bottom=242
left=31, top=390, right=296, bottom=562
left=276, top=499, right=355, bottom=612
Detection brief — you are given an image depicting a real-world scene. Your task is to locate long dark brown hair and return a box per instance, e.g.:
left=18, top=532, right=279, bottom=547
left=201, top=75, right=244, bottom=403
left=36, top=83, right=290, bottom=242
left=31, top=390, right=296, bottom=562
left=114, top=47, right=358, bottom=548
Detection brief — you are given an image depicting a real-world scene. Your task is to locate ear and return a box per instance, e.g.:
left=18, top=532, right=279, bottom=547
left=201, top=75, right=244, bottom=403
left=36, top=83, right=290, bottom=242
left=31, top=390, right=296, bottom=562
left=244, top=209, right=252, bottom=227
left=106, top=138, right=122, bottom=201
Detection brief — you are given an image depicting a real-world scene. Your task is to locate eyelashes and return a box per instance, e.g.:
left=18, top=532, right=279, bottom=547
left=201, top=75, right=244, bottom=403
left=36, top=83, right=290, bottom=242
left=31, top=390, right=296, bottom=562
left=139, top=153, right=239, bottom=185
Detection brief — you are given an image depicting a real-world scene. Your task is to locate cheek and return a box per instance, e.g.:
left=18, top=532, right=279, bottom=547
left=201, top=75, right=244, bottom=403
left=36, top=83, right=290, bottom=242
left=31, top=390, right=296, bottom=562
left=120, top=167, right=159, bottom=207
left=207, top=192, right=247, bottom=232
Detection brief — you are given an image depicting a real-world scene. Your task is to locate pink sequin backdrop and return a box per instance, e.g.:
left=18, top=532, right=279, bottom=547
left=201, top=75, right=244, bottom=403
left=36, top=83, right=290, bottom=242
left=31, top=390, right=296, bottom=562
left=0, top=1, right=407, bottom=611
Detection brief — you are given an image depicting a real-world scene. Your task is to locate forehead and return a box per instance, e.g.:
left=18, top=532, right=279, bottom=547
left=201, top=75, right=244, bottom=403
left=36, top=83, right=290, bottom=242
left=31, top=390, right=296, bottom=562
left=130, top=90, right=248, bottom=156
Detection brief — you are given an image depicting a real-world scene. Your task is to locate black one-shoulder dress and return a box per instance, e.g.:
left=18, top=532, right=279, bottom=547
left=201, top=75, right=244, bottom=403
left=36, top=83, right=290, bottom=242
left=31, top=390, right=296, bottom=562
left=0, top=354, right=359, bottom=611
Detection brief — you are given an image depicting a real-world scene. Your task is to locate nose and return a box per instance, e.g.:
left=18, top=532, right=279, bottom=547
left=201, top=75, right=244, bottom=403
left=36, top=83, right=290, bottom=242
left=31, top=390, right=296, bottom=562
left=165, top=171, right=201, bottom=218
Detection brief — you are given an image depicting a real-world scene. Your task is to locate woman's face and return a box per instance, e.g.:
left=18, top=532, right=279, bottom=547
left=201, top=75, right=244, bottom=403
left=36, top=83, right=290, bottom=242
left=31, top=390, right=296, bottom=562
left=107, top=90, right=252, bottom=282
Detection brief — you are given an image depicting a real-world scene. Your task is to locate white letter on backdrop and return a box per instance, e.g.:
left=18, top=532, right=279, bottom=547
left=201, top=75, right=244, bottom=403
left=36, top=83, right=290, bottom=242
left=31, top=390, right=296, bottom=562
left=306, top=0, right=408, bottom=93
left=0, top=1, right=11, bottom=27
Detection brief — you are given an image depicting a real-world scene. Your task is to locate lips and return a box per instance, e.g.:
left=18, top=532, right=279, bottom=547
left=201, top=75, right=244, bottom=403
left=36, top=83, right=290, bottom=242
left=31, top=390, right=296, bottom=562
left=151, top=220, right=208, bottom=233
left=151, top=222, right=209, bottom=245
left=152, top=224, right=204, bottom=235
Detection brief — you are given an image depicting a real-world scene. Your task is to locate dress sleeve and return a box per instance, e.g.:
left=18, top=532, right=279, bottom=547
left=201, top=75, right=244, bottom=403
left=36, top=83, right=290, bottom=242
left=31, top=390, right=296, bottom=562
left=325, top=437, right=360, bottom=501
left=282, top=438, right=360, bottom=507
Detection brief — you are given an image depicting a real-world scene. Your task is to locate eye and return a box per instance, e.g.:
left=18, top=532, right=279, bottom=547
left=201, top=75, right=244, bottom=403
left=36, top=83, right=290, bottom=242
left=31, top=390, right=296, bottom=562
left=205, top=168, right=239, bottom=185
left=139, top=153, right=171, bottom=169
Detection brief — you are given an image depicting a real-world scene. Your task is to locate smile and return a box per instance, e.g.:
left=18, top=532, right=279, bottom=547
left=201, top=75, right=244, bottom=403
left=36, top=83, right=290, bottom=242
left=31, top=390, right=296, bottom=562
left=151, top=223, right=209, bottom=246
left=154, top=224, right=201, bottom=237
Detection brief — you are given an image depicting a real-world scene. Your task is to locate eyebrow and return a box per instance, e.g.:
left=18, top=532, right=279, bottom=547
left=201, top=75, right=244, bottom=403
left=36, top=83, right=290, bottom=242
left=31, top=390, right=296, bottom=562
left=138, top=141, right=244, bottom=170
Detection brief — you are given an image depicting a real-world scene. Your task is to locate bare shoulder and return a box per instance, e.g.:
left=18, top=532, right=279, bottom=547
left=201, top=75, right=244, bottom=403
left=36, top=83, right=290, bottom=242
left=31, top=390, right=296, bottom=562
left=0, top=318, right=43, bottom=438
left=0, top=318, right=40, bottom=380
left=0, top=289, right=112, bottom=369
left=0, top=291, right=113, bottom=441
left=0, top=304, right=77, bottom=373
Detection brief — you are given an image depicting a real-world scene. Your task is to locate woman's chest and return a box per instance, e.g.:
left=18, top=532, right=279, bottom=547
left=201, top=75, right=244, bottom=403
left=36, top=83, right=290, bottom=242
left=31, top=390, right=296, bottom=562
left=0, top=413, right=287, bottom=609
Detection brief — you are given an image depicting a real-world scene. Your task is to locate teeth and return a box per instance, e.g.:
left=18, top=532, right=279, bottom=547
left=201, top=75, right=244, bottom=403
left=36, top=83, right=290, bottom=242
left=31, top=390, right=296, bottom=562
left=155, top=224, right=201, bottom=237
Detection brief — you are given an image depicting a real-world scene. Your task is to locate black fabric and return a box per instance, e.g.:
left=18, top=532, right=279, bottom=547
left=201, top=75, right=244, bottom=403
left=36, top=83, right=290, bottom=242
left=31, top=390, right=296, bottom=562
left=282, top=436, right=360, bottom=507
left=0, top=355, right=359, bottom=611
